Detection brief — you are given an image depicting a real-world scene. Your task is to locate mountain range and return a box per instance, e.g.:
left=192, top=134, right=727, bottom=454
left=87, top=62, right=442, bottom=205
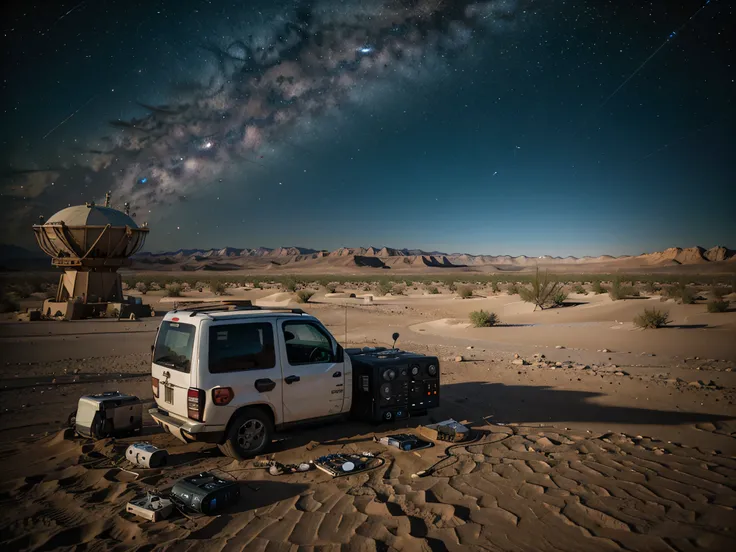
left=3, top=244, right=734, bottom=273
left=131, top=245, right=736, bottom=273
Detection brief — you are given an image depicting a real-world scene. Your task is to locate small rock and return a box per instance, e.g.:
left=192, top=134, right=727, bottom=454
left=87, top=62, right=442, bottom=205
left=514, top=353, right=520, bottom=359
left=454, top=356, right=464, bottom=363
left=688, top=381, right=703, bottom=388
left=555, top=345, right=565, bottom=349
left=466, top=346, right=473, bottom=350
left=613, top=371, right=629, bottom=376
left=73, top=368, right=81, bottom=375
left=512, top=359, right=529, bottom=366
left=602, top=349, right=610, bottom=353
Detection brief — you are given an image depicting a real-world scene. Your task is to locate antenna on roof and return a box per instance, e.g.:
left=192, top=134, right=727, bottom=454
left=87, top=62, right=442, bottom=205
left=104, top=191, right=111, bottom=207
left=124, top=202, right=130, bottom=215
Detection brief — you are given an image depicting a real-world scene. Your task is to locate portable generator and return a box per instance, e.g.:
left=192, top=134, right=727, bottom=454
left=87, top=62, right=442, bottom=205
left=75, top=391, right=142, bottom=439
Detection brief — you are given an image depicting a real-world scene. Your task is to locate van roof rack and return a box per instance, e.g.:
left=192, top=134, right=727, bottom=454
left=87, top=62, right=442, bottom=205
left=171, top=300, right=306, bottom=317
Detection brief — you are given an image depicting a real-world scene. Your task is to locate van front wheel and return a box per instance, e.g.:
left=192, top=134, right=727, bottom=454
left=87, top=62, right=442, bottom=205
left=219, top=408, right=273, bottom=460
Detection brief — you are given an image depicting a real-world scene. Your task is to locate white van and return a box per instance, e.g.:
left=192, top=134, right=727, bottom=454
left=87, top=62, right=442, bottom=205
left=149, top=304, right=352, bottom=459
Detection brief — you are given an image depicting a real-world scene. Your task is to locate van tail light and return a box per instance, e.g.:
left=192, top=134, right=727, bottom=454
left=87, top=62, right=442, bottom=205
left=152, top=377, right=160, bottom=398
left=187, top=388, right=205, bottom=421
left=212, top=387, right=234, bottom=406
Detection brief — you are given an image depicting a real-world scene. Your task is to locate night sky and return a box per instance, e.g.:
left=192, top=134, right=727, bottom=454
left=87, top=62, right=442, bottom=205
left=2, top=0, right=734, bottom=256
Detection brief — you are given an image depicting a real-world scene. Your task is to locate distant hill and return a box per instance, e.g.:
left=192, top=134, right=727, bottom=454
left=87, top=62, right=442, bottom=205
left=124, top=244, right=736, bottom=274
left=2, top=243, right=734, bottom=274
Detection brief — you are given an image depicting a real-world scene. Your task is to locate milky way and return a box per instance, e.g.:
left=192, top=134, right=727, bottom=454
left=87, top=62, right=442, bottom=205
left=78, top=0, right=531, bottom=214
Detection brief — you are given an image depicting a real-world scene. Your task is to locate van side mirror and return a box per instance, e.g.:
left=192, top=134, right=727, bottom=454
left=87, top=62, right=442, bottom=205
left=391, top=332, right=399, bottom=348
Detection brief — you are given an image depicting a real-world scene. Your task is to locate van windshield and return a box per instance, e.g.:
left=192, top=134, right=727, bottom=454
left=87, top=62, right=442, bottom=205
left=153, top=321, right=195, bottom=373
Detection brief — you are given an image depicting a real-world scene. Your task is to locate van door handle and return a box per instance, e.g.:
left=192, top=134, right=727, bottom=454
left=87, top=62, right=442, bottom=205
left=255, top=379, right=276, bottom=393
left=333, top=371, right=342, bottom=377
left=284, top=375, right=301, bottom=384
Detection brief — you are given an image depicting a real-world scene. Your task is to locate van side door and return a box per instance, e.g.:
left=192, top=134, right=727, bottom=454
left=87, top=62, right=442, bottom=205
left=278, top=318, right=345, bottom=423
left=202, top=319, right=283, bottom=426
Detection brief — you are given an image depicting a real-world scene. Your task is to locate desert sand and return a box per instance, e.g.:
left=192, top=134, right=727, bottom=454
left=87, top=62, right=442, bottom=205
left=1, top=286, right=735, bottom=551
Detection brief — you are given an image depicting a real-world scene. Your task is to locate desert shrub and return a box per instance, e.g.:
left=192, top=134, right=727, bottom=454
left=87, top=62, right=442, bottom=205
left=643, top=281, right=656, bottom=294
left=9, top=282, right=34, bottom=299
left=592, top=280, right=604, bottom=294
left=711, top=285, right=727, bottom=300
left=633, top=308, right=671, bottom=329
left=0, top=292, right=19, bottom=313
left=706, top=299, right=729, bottom=313
left=149, top=281, right=162, bottom=291
left=325, top=283, right=338, bottom=293
left=295, top=290, right=315, bottom=303
left=392, top=284, right=406, bottom=296
left=363, top=286, right=370, bottom=291
left=457, top=285, right=473, bottom=299
left=283, top=277, right=298, bottom=292
left=181, top=282, right=191, bottom=293
left=469, top=310, right=500, bottom=327
left=491, top=281, right=500, bottom=293
left=518, top=268, right=563, bottom=310
left=427, top=286, right=439, bottom=295
left=507, top=282, right=519, bottom=295
left=377, top=282, right=392, bottom=296
left=608, top=277, right=636, bottom=301
left=135, top=282, right=148, bottom=294
left=210, top=280, right=227, bottom=295
left=552, top=291, right=568, bottom=306
left=448, top=281, right=457, bottom=293
left=121, top=281, right=130, bottom=291
left=251, top=279, right=262, bottom=289
left=574, top=284, right=587, bottom=295
left=166, top=284, right=182, bottom=297
left=679, top=286, right=695, bottom=304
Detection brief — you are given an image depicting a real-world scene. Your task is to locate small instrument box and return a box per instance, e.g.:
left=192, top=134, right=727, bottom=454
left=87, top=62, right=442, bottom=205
left=170, top=472, right=240, bottom=515
left=75, top=391, right=142, bottom=439
left=126, top=494, right=174, bottom=521
left=126, top=443, right=168, bottom=468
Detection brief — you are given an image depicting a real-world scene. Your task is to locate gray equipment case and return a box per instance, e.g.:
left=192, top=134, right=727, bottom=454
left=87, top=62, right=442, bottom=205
left=75, top=391, right=142, bottom=439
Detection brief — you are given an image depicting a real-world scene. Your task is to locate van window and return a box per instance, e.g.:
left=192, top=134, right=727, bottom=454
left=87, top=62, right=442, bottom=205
left=282, top=321, right=334, bottom=365
left=209, top=322, right=275, bottom=373
left=153, top=321, right=195, bottom=373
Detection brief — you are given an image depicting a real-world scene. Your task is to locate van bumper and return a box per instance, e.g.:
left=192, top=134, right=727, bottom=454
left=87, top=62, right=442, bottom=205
left=149, top=408, right=225, bottom=444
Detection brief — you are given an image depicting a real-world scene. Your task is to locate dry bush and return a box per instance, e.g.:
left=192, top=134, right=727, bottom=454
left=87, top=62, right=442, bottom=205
left=574, top=284, right=587, bottom=295
left=608, top=278, right=634, bottom=301
left=166, top=284, right=182, bottom=297
left=135, top=282, right=148, bottom=294
left=325, top=283, right=338, bottom=293
left=633, top=308, right=671, bottom=329
left=552, top=291, right=568, bottom=306
left=295, top=290, right=315, bottom=303
left=427, top=286, right=439, bottom=294
left=392, top=284, right=406, bottom=296
left=283, top=277, right=298, bottom=292
left=0, top=292, right=20, bottom=313
left=457, top=285, right=473, bottom=299
left=376, top=282, right=392, bottom=296
left=518, top=268, right=563, bottom=310
left=592, top=281, right=605, bottom=294
left=469, top=310, right=500, bottom=327
left=210, top=281, right=227, bottom=295
left=707, top=299, right=729, bottom=313
left=507, top=282, right=519, bottom=295
left=491, top=281, right=500, bottom=293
